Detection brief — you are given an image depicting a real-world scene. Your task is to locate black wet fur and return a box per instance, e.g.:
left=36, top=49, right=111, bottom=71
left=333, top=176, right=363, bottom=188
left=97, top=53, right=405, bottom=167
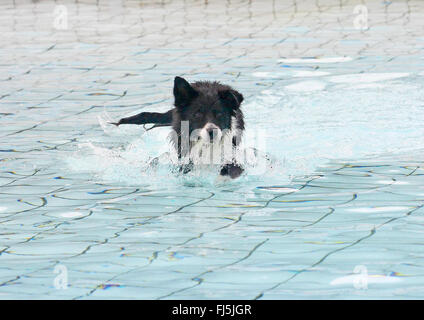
left=114, top=76, right=245, bottom=179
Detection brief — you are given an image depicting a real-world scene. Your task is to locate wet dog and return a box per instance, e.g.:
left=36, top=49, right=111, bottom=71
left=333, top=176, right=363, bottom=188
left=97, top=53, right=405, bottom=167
left=112, top=76, right=245, bottom=179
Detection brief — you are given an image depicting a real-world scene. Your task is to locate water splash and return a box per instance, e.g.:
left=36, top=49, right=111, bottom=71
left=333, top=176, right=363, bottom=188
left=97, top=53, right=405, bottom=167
left=245, top=75, right=424, bottom=179
left=66, top=74, right=424, bottom=187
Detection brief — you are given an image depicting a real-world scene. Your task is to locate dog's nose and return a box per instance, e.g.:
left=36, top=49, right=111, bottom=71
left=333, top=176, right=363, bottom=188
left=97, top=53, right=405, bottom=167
left=208, top=129, right=214, bottom=141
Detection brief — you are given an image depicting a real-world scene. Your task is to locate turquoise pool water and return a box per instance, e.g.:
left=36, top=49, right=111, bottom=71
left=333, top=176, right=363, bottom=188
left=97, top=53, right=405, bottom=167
left=1, top=0, right=424, bottom=299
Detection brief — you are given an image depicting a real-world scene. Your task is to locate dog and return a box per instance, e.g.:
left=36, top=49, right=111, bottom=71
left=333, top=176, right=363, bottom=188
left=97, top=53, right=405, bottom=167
left=112, top=76, right=245, bottom=179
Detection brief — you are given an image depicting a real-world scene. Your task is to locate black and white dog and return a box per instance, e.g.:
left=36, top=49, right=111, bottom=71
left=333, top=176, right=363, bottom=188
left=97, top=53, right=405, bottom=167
left=112, top=76, right=245, bottom=179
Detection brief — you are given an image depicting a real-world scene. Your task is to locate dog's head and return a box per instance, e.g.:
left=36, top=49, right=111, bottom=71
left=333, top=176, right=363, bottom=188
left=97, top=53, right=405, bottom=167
left=172, top=76, right=243, bottom=144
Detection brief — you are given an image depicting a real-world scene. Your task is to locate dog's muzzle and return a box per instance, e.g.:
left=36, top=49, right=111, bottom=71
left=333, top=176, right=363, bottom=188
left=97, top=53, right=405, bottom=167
left=203, top=123, right=221, bottom=143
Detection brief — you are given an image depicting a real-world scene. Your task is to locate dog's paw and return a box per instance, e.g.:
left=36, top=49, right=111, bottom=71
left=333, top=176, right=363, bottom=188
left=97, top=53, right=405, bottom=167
left=179, top=162, right=193, bottom=174
left=220, top=163, right=243, bottom=179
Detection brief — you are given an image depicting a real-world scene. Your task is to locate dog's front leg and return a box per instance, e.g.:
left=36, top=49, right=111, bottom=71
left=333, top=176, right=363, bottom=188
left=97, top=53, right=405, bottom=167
left=179, top=161, right=193, bottom=174
left=220, top=163, right=244, bottom=179
left=111, top=109, right=173, bottom=126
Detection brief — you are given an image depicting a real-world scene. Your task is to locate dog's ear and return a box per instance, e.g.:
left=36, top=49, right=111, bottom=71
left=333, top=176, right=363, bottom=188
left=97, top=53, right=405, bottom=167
left=219, top=89, right=244, bottom=110
left=174, top=76, right=198, bottom=108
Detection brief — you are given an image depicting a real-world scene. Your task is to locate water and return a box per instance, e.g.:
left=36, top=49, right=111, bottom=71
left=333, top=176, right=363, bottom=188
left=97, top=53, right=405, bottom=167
left=1, top=0, right=424, bottom=299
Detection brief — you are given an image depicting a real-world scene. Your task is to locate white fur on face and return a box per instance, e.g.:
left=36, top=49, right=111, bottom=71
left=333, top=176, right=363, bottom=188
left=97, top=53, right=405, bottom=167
left=169, top=118, right=241, bottom=166
left=231, top=115, right=242, bottom=143
left=190, top=128, right=234, bottom=165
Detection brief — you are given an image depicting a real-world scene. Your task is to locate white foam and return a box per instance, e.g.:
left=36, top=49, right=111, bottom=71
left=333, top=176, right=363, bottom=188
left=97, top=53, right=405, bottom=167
left=279, top=57, right=353, bottom=63
left=252, top=71, right=330, bottom=79
left=61, top=212, right=84, bottom=218
left=376, top=180, right=409, bottom=185
left=251, top=72, right=282, bottom=79
left=285, top=80, right=326, bottom=92
left=329, top=73, right=409, bottom=84
left=257, top=187, right=299, bottom=193
left=330, top=274, right=401, bottom=286
left=349, top=83, right=387, bottom=89
left=347, top=206, right=411, bottom=213
left=292, top=71, right=330, bottom=77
